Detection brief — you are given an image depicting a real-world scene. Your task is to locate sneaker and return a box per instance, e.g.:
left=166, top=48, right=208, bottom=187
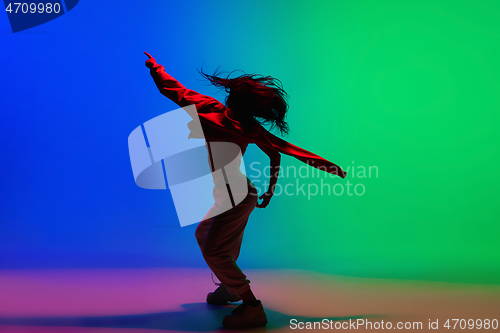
left=206, top=284, right=242, bottom=304
left=222, top=300, right=268, bottom=329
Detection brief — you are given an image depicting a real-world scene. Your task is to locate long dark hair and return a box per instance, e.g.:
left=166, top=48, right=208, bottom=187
left=198, top=66, right=290, bottom=135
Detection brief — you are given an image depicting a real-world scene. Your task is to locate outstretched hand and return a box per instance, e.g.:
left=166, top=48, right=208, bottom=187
left=144, top=52, right=155, bottom=68
left=256, top=191, right=273, bottom=209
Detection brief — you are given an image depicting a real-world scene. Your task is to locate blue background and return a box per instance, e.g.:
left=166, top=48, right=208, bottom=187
left=0, top=1, right=219, bottom=268
left=1, top=1, right=499, bottom=285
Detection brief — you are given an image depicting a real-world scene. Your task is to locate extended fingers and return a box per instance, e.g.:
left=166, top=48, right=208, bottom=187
left=257, top=197, right=270, bottom=208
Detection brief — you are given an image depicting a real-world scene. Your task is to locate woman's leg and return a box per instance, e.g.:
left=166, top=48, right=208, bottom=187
left=199, top=182, right=258, bottom=296
left=195, top=218, right=212, bottom=252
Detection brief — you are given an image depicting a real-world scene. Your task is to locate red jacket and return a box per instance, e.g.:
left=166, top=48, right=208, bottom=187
left=146, top=58, right=347, bottom=179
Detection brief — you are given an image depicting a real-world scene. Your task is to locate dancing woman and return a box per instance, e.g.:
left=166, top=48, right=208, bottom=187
left=144, top=52, right=346, bottom=329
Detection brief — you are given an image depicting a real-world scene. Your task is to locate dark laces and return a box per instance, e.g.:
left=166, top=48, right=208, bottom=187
left=231, top=303, right=247, bottom=314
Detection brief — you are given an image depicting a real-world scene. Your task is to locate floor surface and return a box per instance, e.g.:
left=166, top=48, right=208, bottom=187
left=0, top=268, right=499, bottom=332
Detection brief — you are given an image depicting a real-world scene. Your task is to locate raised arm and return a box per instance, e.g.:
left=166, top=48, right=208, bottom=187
left=256, top=143, right=281, bottom=208
left=144, top=52, right=225, bottom=115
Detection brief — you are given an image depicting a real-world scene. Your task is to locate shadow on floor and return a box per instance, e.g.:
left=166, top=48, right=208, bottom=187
left=0, top=302, right=381, bottom=331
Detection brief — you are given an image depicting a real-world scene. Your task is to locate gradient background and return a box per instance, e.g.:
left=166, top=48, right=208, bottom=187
left=1, top=0, right=499, bottom=284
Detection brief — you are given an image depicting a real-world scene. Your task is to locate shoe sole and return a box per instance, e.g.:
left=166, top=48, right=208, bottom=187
left=206, top=293, right=241, bottom=305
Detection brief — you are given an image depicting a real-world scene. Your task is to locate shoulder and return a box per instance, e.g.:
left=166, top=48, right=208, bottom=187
left=193, top=93, right=227, bottom=114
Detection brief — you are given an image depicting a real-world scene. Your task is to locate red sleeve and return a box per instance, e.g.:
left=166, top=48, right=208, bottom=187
left=258, top=126, right=347, bottom=179
left=146, top=57, right=225, bottom=114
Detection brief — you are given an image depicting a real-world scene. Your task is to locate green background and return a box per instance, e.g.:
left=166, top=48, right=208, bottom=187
left=2, top=0, right=498, bottom=284
left=199, top=0, right=500, bottom=284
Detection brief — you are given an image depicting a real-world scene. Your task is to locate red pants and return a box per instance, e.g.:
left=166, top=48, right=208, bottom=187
left=195, top=178, right=258, bottom=296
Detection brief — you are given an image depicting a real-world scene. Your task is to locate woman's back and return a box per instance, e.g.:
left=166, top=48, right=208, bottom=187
left=206, top=140, right=248, bottom=187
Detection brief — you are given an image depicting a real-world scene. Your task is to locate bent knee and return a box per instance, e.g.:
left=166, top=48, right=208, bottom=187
left=202, top=250, right=233, bottom=264
left=195, top=224, right=207, bottom=243
left=195, top=228, right=202, bottom=242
